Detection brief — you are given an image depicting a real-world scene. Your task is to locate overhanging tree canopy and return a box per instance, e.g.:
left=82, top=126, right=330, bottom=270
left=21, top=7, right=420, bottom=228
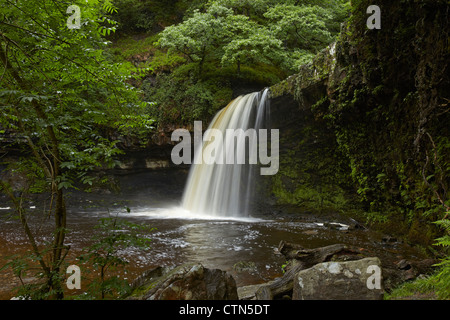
left=0, top=0, right=150, bottom=299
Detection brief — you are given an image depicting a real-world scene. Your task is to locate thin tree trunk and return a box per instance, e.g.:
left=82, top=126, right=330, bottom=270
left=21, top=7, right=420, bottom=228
left=0, top=42, right=67, bottom=299
left=0, top=181, right=51, bottom=279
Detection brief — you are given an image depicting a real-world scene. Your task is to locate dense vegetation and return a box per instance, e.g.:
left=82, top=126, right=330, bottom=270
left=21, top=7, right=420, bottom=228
left=330, top=0, right=449, bottom=237
left=334, top=0, right=449, bottom=298
left=0, top=0, right=153, bottom=299
left=109, top=0, right=350, bottom=125
left=270, top=0, right=450, bottom=299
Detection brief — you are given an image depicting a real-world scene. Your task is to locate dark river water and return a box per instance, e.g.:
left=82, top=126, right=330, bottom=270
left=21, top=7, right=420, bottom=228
left=0, top=168, right=426, bottom=299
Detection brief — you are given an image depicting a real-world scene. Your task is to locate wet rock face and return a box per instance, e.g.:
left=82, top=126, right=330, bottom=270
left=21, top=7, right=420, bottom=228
left=292, top=257, right=384, bottom=300
left=268, top=0, right=449, bottom=246
left=128, top=264, right=238, bottom=300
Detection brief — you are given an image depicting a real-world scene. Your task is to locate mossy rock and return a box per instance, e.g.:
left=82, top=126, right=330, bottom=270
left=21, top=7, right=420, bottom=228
left=125, top=263, right=238, bottom=300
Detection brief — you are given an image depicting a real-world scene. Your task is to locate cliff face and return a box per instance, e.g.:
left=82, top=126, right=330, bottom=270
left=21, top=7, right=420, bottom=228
left=269, top=0, right=449, bottom=244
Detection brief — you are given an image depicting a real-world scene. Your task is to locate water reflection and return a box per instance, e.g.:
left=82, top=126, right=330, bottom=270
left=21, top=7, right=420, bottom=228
left=0, top=206, right=426, bottom=299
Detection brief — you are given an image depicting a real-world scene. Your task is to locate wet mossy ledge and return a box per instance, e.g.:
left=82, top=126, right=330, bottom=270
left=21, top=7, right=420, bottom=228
left=266, top=43, right=358, bottom=221
left=267, top=0, right=449, bottom=247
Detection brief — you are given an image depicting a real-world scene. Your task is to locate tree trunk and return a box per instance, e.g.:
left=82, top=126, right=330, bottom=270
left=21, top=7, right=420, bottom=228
left=0, top=43, right=68, bottom=299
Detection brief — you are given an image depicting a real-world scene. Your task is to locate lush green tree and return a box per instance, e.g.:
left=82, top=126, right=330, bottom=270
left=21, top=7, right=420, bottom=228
left=158, top=2, right=285, bottom=75
left=264, top=5, right=333, bottom=51
left=0, top=0, right=149, bottom=299
left=158, top=0, right=349, bottom=75
left=263, top=1, right=349, bottom=70
left=148, top=0, right=350, bottom=125
left=221, top=24, right=284, bottom=73
left=157, top=3, right=234, bottom=75
left=212, top=0, right=275, bottom=17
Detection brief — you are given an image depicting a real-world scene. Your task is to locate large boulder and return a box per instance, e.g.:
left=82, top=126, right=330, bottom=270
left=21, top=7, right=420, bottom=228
left=127, top=263, right=238, bottom=300
left=292, top=257, right=384, bottom=300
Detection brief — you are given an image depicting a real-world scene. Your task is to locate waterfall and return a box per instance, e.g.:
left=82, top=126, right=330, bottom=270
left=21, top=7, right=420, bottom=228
left=181, top=88, right=271, bottom=217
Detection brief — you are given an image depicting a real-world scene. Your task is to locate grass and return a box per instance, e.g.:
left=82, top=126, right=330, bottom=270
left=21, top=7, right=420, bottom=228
left=109, top=33, right=186, bottom=73
left=385, top=276, right=437, bottom=300
left=385, top=265, right=450, bottom=300
left=110, top=33, right=160, bottom=60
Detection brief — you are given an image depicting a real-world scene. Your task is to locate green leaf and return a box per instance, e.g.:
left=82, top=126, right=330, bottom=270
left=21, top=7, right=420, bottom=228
left=57, top=181, right=72, bottom=190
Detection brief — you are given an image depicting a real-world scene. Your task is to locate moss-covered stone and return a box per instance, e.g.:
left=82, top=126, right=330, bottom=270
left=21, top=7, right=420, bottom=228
left=268, top=0, right=449, bottom=246
left=125, top=263, right=238, bottom=300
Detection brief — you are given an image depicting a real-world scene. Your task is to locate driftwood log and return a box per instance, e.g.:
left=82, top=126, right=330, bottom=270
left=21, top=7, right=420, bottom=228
left=255, top=241, right=362, bottom=300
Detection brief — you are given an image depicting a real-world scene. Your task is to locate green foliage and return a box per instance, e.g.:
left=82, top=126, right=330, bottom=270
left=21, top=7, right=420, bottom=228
left=156, top=2, right=285, bottom=74
left=264, top=4, right=333, bottom=52
left=0, top=250, right=67, bottom=300
left=109, top=34, right=187, bottom=78
left=221, top=25, right=284, bottom=72
left=385, top=275, right=437, bottom=300
left=113, top=101, right=157, bottom=146
left=142, top=57, right=287, bottom=125
left=434, top=219, right=450, bottom=248
left=0, top=0, right=154, bottom=299
left=157, top=0, right=349, bottom=75
left=292, top=0, right=450, bottom=246
left=1, top=0, right=150, bottom=189
left=147, top=50, right=186, bottom=73
left=431, top=219, right=450, bottom=299
left=386, top=218, right=450, bottom=300
left=109, top=0, right=193, bottom=33
left=142, top=0, right=350, bottom=126
left=142, top=64, right=234, bottom=124
left=76, top=210, right=154, bottom=299
left=270, top=113, right=353, bottom=214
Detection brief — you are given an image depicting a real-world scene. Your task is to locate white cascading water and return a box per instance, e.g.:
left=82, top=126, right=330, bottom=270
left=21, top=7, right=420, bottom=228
left=181, top=88, right=270, bottom=217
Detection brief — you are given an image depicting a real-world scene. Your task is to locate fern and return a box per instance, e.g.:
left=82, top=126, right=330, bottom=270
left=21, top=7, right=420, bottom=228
left=432, top=218, right=450, bottom=299
left=102, top=0, right=118, bottom=14
left=434, top=219, right=450, bottom=247
left=388, top=217, right=450, bottom=299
